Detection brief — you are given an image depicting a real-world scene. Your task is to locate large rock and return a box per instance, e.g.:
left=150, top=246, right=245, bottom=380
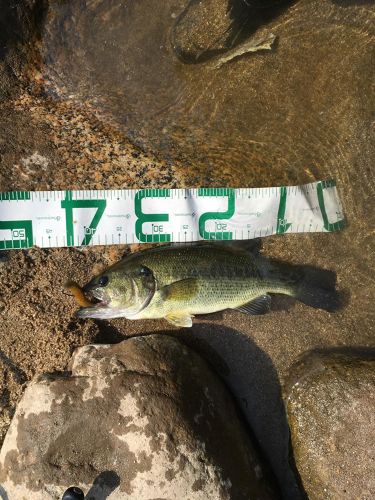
left=285, top=351, right=375, bottom=500
left=0, top=335, right=279, bottom=499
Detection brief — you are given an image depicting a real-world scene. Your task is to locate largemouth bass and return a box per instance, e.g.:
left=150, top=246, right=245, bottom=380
left=76, top=243, right=341, bottom=327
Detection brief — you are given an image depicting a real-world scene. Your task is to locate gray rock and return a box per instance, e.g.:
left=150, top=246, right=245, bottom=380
left=285, top=351, right=375, bottom=500
left=0, top=335, right=279, bottom=499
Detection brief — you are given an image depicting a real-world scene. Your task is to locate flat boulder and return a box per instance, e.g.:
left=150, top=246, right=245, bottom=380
left=0, top=334, right=278, bottom=499
left=286, top=351, right=375, bottom=500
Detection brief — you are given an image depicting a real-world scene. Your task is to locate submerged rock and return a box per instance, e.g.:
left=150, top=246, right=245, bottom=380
left=0, top=334, right=279, bottom=499
left=286, top=351, right=375, bottom=500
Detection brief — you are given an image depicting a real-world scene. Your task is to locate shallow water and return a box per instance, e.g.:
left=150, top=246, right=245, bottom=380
left=37, top=0, right=375, bottom=284
left=1, top=0, right=375, bottom=498
left=39, top=0, right=374, bottom=180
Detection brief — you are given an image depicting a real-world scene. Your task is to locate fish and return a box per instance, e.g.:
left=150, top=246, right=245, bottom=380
left=75, top=243, right=342, bottom=327
left=213, top=33, right=276, bottom=69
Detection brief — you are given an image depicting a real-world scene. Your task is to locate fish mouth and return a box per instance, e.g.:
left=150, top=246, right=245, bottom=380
left=82, top=283, right=111, bottom=307
left=76, top=304, right=121, bottom=319
left=85, top=295, right=110, bottom=307
left=74, top=283, right=115, bottom=318
left=76, top=299, right=120, bottom=320
left=76, top=279, right=155, bottom=320
left=76, top=283, right=143, bottom=320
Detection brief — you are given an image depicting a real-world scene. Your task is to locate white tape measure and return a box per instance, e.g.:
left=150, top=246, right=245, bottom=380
left=0, top=181, right=345, bottom=250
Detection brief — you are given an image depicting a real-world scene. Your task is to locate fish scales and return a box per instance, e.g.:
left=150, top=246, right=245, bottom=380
left=119, top=245, right=268, bottom=317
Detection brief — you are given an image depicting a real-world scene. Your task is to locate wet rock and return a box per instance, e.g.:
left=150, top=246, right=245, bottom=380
left=172, top=0, right=290, bottom=63
left=0, top=0, right=39, bottom=54
left=0, top=334, right=279, bottom=499
left=0, top=0, right=44, bottom=99
left=286, top=351, right=375, bottom=500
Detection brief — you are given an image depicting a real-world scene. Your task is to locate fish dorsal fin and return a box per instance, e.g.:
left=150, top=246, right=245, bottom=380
left=160, top=278, right=199, bottom=302
left=169, top=240, right=262, bottom=255
left=234, top=294, right=271, bottom=315
left=165, top=314, right=194, bottom=328
left=217, top=239, right=262, bottom=256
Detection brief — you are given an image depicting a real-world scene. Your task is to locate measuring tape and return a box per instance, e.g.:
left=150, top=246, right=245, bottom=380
left=0, top=180, right=345, bottom=250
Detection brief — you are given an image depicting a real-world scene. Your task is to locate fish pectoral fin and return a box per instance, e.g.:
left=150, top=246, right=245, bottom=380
left=165, top=313, right=194, bottom=328
left=159, top=278, right=199, bottom=302
left=234, top=294, right=272, bottom=315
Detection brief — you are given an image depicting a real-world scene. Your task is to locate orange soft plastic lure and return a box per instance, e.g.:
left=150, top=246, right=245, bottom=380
left=64, top=281, right=93, bottom=308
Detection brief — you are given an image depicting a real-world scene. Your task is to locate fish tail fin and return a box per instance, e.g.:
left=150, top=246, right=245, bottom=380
left=294, top=282, right=343, bottom=312
left=258, top=257, right=347, bottom=312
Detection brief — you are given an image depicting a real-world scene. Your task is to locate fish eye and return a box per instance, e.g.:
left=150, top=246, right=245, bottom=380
left=139, top=266, right=152, bottom=277
left=98, top=275, right=109, bottom=287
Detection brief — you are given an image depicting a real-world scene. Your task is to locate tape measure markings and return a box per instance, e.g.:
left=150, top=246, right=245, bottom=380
left=0, top=181, right=345, bottom=250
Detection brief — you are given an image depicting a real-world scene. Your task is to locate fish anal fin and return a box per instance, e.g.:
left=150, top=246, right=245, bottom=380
left=165, top=314, right=194, bottom=328
left=160, top=278, right=199, bottom=302
left=234, top=294, right=271, bottom=315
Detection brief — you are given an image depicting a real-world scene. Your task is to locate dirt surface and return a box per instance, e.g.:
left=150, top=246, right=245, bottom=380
left=0, top=1, right=374, bottom=499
